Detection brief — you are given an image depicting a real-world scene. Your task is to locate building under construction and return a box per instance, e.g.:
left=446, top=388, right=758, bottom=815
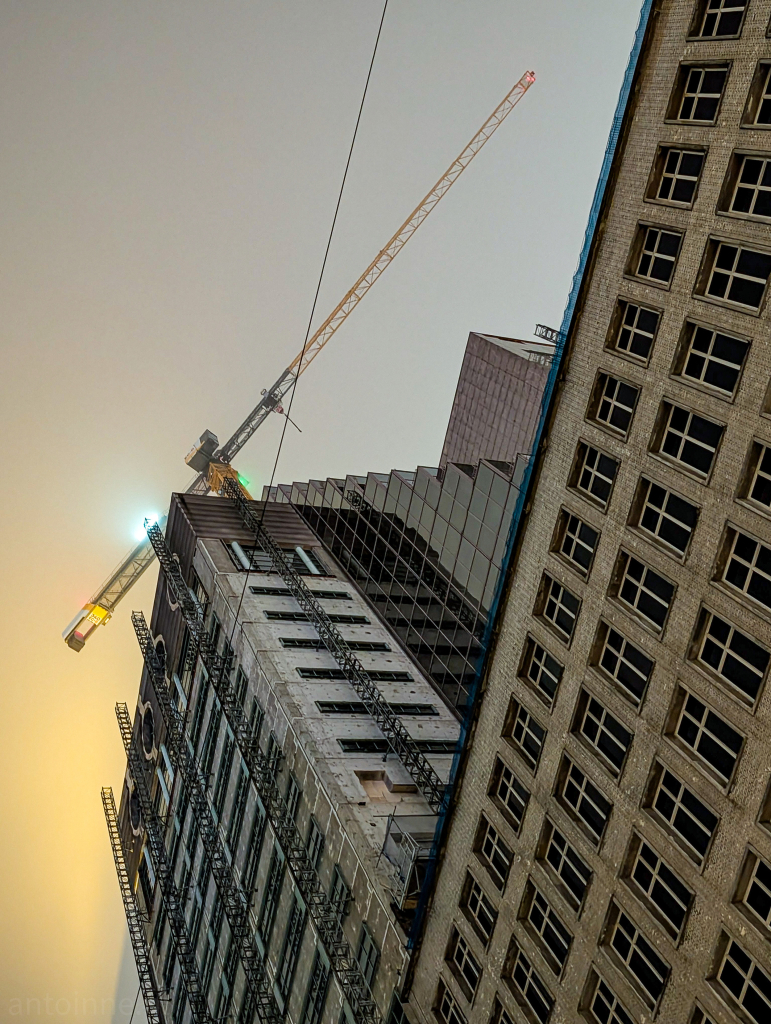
left=104, top=328, right=552, bottom=1024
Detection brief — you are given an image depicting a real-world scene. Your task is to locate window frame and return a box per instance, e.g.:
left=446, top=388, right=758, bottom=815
left=738, top=438, right=771, bottom=519
left=694, top=235, right=771, bottom=315
left=714, top=523, right=771, bottom=619
left=585, top=370, right=640, bottom=441
left=434, top=979, right=468, bottom=1024
left=550, top=507, right=600, bottom=579
left=502, top=697, right=547, bottom=773
left=590, top=620, right=654, bottom=708
left=459, top=871, right=498, bottom=948
left=741, top=61, right=771, bottom=128
left=473, top=814, right=514, bottom=892
left=518, top=878, right=573, bottom=976
left=670, top=318, right=750, bottom=402
left=688, top=0, right=748, bottom=39
left=601, top=901, right=671, bottom=1011
left=666, top=61, right=731, bottom=125
left=568, top=441, right=620, bottom=511
left=554, top=754, right=613, bottom=848
left=733, top=846, right=771, bottom=940
left=536, top=818, right=593, bottom=913
left=609, top=549, right=676, bottom=635
left=650, top=400, right=725, bottom=482
left=664, top=684, right=744, bottom=790
left=689, top=606, right=769, bottom=708
left=501, top=936, right=554, bottom=1024
left=620, top=831, right=694, bottom=941
left=626, top=222, right=684, bottom=289
left=718, top=149, right=771, bottom=223
left=645, top=143, right=707, bottom=208
left=488, top=755, right=531, bottom=835
left=627, top=475, right=700, bottom=560
left=711, top=931, right=771, bottom=1024
left=535, top=573, right=581, bottom=645
left=579, top=970, right=636, bottom=1024
left=519, top=634, right=564, bottom=708
left=643, top=760, right=720, bottom=867
left=605, top=297, right=661, bottom=366
left=445, top=927, right=482, bottom=1003
left=570, top=689, right=633, bottom=779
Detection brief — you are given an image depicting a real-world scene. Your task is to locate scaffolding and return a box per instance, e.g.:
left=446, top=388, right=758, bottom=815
left=143, top=523, right=381, bottom=1024
left=102, top=787, right=166, bottom=1024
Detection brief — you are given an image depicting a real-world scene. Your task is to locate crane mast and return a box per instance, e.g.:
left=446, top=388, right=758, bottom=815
left=63, top=70, right=535, bottom=650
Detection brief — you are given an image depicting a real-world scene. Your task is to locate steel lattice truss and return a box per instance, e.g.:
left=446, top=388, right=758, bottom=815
left=222, top=479, right=447, bottom=812
left=131, top=613, right=283, bottom=1024
left=102, top=787, right=166, bottom=1024
left=144, top=522, right=381, bottom=1024
left=116, top=703, right=214, bottom=1024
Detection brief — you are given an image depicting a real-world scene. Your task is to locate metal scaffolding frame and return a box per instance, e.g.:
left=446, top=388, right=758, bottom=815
left=102, top=787, right=166, bottom=1024
left=144, top=522, right=381, bottom=1024
left=116, top=702, right=214, bottom=1024
left=221, top=478, right=447, bottom=813
left=132, top=613, right=282, bottom=1024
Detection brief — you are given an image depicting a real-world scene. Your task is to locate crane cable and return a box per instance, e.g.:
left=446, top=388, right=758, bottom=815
left=225, top=0, right=389, bottom=649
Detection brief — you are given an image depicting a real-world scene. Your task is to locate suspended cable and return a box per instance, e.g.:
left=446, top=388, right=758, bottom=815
left=226, top=0, right=389, bottom=645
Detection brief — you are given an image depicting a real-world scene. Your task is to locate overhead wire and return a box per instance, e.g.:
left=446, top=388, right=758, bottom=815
left=225, top=0, right=389, bottom=647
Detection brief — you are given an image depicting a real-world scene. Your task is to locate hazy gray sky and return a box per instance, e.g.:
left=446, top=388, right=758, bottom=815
left=0, top=0, right=642, bottom=1018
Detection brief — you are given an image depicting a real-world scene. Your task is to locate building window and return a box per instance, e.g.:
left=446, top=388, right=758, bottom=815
left=630, top=478, right=699, bottom=556
left=644, top=762, right=719, bottom=865
left=502, top=939, right=553, bottom=1024
left=698, top=239, right=771, bottom=311
left=622, top=833, right=693, bottom=939
left=734, top=849, right=771, bottom=937
left=612, top=551, right=675, bottom=632
left=668, top=63, right=729, bottom=124
left=301, top=951, right=330, bottom=1024
left=537, top=574, right=581, bottom=643
left=459, top=873, right=497, bottom=946
left=607, top=300, right=660, bottom=363
left=265, top=610, right=369, bottom=624
left=338, top=738, right=457, bottom=754
left=652, top=402, right=724, bottom=479
left=277, top=899, right=306, bottom=999
left=690, top=1006, right=718, bottom=1024
left=519, top=880, right=572, bottom=974
left=714, top=934, right=771, bottom=1024
left=725, top=154, right=771, bottom=220
left=592, top=622, right=654, bottom=707
left=502, top=698, right=546, bottom=772
left=604, top=904, right=670, bottom=1009
left=555, top=756, right=612, bottom=847
left=488, top=757, right=530, bottom=833
left=286, top=775, right=301, bottom=821
left=537, top=820, right=592, bottom=911
left=570, top=443, right=619, bottom=510
left=647, top=146, right=706, bottom=206
left=572, top=691, right=632, bottom=777
left=434, top=980, right=467, bottom=1024
left=280, top=637, right=390, bottom=652
left=743, top=63, right=771, bottom=126
left=446, top=928, right=482, bottom=1001
left=665, top=686, right=743, bottom=787
left=317, top=700, right=437, bottom=716
left=520, top=636, right=563, bottom=706
left=583, top=973, right=636, bottom=1024
left=630, top=225, right=683, bottom=285
left=673, top=322, right=749, bottom=398
left=307, top=817, right=324, bottom=868
left=691, top=608, right=769, bottom=705
left=552, top=509, right=600, bottom=578
left=258, top=846, right=285, bottom=944
left=587, top=373, right=640, bottom=438
left=489, top=999, right=515, bottom=1024
left=357, top=924, right=379, bottom=988
left=474, top=815, right=513, bottom=891
left=299, top=667, right=412, bottom=681
left=330, top=865, right=351, bottom=921
left=690, top=0, right=747, bottom=37
left=718, top=527, right=771, bottom=614
left=741, top=441, right=771, bottom=513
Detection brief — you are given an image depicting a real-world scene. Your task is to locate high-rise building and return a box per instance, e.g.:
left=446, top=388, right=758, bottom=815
left=405, top=4, right=771, bottom=1024
left=264, top=333, right=553, bottom=716
left=112, top=491, right=460, bottom=1024
left=440, top=333, right=554, bottom=470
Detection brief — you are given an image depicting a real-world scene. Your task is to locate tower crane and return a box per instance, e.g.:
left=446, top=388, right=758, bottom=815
left=63, top=70, right=535, bottom=651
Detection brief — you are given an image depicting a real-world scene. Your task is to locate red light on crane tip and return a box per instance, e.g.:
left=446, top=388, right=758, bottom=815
left=526, top=71, right=536, bottom=83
